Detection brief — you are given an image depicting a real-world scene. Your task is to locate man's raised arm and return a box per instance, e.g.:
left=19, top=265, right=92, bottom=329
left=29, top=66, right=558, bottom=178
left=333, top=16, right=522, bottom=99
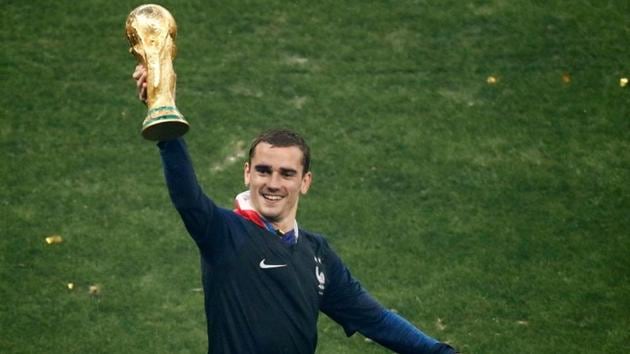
left=132, top=65, right=217, bottom=244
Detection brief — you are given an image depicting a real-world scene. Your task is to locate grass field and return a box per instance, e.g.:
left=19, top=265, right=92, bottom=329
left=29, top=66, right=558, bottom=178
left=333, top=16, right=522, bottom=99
left=2, top=1, right=629, bottom=353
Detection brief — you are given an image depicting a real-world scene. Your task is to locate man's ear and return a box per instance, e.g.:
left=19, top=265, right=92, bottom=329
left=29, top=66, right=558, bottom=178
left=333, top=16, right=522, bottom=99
left=300, top=171, right=312, bottom=195
left=244, top=162, right=251, bottom=186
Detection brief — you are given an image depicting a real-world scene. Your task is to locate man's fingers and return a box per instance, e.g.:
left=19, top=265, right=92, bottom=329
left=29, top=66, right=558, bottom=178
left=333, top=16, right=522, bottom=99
left=139, top=82, right=147, bottom=102
left=132, top=67, right=141, bottom=80
left=133, top=69, right=147, bottom=85
left=136, top=71, right=147, bottom=89
left=134, top=69, right=148, bottom=102
left=130, top=64, right=148, bottom=104
left=132, top=64, right=146, bottom=80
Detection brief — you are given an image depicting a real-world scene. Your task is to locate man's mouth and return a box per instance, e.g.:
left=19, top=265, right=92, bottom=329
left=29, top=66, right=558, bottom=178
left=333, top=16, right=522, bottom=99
left=262, top=193, right=283, bottom=201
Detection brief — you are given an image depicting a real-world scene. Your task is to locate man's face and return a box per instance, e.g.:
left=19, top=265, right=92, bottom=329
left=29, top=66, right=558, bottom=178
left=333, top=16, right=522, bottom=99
left=244, top=142, right=312, bottom=230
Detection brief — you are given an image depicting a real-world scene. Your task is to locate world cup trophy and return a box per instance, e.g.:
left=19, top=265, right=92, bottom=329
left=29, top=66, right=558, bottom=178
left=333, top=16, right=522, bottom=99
left=125, top=4, right=189, bottom=141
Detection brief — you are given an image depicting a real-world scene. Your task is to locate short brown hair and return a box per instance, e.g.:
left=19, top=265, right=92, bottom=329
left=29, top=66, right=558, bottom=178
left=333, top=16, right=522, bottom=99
left=248, top=129, right=311, bottom=174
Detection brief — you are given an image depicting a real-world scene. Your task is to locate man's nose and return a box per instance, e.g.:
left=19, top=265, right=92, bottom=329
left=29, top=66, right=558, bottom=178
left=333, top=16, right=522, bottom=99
left=267, top=172, right=282, bottom=189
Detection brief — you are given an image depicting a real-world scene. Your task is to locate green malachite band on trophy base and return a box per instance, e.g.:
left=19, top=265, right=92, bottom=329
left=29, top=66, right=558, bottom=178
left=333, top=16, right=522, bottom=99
left=147, top=106, right=178, bottom=114
left=142, top=114, right=184, bottom=128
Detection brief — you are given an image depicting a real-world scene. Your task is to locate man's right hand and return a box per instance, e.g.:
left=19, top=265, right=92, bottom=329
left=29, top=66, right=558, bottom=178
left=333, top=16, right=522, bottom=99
left=132, top=64, right=148, bottom=104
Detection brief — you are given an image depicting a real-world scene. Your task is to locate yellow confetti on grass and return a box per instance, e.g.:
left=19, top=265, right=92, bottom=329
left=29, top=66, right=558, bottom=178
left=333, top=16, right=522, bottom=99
left=562, top=73, right=571, bottom=83
left=436, top=317, right=447, bottom=331
left=620, top=78, right=628, bottom=87
left=45, top=235, right=63, bottom=244
left=89, top=284, right=101, bottom=296
left=486, top=76, right=498, bottom=84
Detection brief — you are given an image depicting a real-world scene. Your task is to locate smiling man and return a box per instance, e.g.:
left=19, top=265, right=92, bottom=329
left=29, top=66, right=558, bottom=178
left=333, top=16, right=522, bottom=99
left=243, top=134, right=312, bottom=233
left=133, top=65, right=457, bottom=354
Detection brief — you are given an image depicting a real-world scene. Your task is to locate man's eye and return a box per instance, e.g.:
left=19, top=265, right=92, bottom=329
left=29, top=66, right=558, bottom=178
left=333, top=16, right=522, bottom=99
left=255, top=166, right=271, bottom=174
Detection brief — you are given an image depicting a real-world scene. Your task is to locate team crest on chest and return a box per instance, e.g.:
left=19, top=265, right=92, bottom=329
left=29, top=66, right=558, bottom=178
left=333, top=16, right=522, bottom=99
left=314, top=257, right=325, bottom=295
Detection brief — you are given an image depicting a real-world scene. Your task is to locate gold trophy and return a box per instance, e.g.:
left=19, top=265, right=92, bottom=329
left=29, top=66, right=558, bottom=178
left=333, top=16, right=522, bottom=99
left=125, top=4, right=189, bottom=141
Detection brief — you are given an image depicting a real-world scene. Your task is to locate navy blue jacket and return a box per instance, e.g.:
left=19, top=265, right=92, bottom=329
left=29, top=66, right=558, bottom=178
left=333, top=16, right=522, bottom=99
left=159, top=138, right=455, bottom=354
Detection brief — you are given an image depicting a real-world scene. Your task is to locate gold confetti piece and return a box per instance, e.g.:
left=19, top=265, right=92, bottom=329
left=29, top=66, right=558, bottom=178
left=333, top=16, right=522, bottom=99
left=45, top=235, right=63, bottom=244
left=562, top=73, right=571, bottom=83
left=516, top=320, right=529, bottom=326
left=436, top=318, right=447, bottom=331
left=89, top=284, right=101, bottom=296
left=67, top=283, right=74, bottom=290
left=620, top=78, right=628, bottom=87
left=486, top=76, right=498, bottom=85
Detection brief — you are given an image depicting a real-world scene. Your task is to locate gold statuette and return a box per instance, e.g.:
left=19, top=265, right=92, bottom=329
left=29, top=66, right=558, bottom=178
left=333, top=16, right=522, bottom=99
left=126, top=4, right=189, bottom=141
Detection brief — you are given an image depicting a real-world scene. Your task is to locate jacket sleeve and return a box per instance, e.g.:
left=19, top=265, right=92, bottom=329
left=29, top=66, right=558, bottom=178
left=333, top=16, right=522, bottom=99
left=319, top=240, right=455, bottom=354
left=357, top=310, right=457, bottom=354
left=158, top=138, right=235, bottom=261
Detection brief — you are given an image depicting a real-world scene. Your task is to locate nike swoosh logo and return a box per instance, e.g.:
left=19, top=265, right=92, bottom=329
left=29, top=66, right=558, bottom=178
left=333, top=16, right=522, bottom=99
left=259, top=259, right=287, bottom=269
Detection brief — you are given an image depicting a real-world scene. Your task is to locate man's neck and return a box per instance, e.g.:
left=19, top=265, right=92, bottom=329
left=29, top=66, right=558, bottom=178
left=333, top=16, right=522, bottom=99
left=233, top=191, right=299, bottom=238
left=271, top=218, right=296, bottom=235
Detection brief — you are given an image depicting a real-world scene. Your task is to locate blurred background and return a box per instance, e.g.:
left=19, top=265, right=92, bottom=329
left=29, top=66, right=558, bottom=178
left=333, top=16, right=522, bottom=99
left=1, top=1, right=628, bottom=353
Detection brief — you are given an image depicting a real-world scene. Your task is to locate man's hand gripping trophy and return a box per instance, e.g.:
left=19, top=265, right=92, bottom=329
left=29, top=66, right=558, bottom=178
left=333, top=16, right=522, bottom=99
left=126, top=4, right=189, bottom=141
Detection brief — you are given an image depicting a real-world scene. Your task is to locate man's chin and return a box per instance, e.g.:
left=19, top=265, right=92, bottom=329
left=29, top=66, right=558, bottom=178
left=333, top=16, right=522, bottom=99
left=260, top=211, right=280, bottom=222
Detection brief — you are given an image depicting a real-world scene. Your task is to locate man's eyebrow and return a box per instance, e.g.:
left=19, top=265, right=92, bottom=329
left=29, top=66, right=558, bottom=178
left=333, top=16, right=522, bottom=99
left=253, top=164, right=298, bottom=175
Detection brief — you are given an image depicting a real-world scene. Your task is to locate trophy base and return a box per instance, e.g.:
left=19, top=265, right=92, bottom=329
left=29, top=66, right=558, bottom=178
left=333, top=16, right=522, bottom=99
left=141, top=106, right=189, bottom=141
left=142, top=119, right=189, bottom=141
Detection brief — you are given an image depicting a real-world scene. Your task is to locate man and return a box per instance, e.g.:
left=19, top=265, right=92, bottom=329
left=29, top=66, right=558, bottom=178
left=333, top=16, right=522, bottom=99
left=133, top=65, right=457, bottom=354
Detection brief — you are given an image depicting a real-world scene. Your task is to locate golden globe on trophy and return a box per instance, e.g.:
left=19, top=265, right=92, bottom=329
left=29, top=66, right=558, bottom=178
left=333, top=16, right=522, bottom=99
left=125, top=4, right=189, bottom=141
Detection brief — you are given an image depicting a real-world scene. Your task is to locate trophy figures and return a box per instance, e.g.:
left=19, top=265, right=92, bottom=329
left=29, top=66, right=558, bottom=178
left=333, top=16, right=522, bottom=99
left=126, top=4, right=189, bottom=141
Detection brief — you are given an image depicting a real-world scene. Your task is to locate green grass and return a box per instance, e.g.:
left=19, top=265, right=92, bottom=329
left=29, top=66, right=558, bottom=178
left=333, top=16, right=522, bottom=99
left=2, top=1, right=629, bottom=353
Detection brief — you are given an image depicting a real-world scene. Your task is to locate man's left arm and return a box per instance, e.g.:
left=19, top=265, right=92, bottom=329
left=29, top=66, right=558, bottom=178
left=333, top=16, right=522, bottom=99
left=319, top=241, right=457, bottom=354
left=357, top=307, right=457, bottom=354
